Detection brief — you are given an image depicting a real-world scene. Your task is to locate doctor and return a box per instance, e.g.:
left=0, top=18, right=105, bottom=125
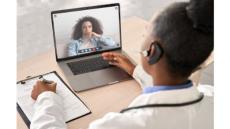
left=30, top=0, right=214, bottom=129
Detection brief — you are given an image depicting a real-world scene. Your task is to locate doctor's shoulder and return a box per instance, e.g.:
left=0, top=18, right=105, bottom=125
left=197, top=84, right=214, bottom=97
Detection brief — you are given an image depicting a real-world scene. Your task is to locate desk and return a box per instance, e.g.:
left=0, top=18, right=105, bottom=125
left=17, top=16, right=212, bottom=129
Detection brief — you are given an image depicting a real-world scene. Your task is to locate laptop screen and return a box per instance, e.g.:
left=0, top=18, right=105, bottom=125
left=51, top=3, right=121, bottom=60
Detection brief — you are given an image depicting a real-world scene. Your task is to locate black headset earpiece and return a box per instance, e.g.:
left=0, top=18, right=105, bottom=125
left=148, top=42, right=164, bottom=65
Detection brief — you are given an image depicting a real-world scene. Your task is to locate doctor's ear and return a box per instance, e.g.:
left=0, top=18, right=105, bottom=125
left=148, top=42, right=164, bottom=65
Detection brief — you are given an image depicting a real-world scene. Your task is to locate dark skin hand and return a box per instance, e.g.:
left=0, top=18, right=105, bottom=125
left=31, top=80, right=57, bottom=100
left=102, top=52, right=136, bottom=75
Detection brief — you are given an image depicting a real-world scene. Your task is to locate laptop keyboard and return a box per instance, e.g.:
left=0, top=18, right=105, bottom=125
left=67, top=56, right=113, bottom=75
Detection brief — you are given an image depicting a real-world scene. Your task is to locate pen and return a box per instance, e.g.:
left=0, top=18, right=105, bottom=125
left=42, top=78, right=53, bottom=84
left=39, top=76, right=53, bottom=84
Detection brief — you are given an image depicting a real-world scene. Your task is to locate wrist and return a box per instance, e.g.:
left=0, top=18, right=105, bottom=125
left=39, top=89, right=55, bottom=95
left=37, top=91, right=57, bottom=100
left=127, top=65, right=135, bottom=75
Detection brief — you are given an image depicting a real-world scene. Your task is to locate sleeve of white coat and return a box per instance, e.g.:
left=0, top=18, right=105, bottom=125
left=30, top=91, right=67, bottom=129
left=132, top=64, right=153, bottom=89
left=88, top=112, right=147, bottom=129
left=197, top=85, right=214, bottom=96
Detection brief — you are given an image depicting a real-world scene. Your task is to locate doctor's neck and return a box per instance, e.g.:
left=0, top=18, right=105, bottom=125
left=153, top=73, right=188, bottom=86
left=151, top=61, right=189, bottom=86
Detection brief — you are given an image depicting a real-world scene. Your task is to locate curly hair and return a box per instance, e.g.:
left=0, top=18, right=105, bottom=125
left=71, top=16, right=103, bottom=40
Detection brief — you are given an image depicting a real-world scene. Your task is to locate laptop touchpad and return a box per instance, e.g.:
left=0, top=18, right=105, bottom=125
left=90, top=67, right=131, bottom=86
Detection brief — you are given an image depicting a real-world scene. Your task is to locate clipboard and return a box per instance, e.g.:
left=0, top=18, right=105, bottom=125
left=17, top=71, right=91, bottom=128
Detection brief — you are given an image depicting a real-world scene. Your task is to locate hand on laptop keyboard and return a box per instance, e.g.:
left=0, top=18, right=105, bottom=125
left=102, top=52, right=135, bottom=75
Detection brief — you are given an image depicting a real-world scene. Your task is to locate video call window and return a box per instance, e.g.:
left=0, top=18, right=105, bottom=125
left=52, top=5, right=121, bottom=59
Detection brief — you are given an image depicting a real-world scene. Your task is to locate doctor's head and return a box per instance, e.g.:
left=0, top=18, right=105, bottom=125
left=72, top=16, right=103, bottom=40
left=141, top=0, right=213, bottom=81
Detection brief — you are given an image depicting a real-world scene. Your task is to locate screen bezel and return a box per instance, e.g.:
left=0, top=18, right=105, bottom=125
left=51, top=3, right=122, bottom=61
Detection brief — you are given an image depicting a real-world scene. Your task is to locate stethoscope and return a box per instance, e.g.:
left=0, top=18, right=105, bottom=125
left=120, top=93, right=204, bottom=113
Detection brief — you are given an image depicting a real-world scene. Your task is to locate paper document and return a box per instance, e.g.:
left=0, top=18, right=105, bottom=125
left=17, top=72, right=90, bottom=124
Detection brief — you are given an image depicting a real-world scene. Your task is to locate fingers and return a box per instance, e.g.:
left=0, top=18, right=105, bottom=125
left=102, top=52, right=113, bottom=60
left=36, top=80, right=42, bottom=85
left=108, top=61, right=119, bottom=66
left=49, top=82, right=57, bottom=86
left=31, top=80, right=57, bottom=100
left=92, top=32, right=101, bottom=37
left=37, top=80, right=56, bottom=86
left=102, top=52, right=117, bottom=56
left=102, top=52, right=122, bottom=61
left=42, top=81, right=57, bottom=93
left=45, top=81, right=56, bottom=86
left=49, top=82, right=57, bottom=92
left=102, top=52, right=127, bottom=68
left=102, top=52, right=120, bottom=58
left=31, top=84, right=38, bottom=100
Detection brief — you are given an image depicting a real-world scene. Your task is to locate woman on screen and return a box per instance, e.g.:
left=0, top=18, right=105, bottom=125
left=68, top=16, right=116, bottom=56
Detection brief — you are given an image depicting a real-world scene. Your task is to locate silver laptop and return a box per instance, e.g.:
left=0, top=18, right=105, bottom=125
left=51, top=3, right=132, bottom=92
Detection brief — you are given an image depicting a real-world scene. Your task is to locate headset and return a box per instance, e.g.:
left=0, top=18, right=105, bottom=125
left=146, top=41, right=164, bottom=65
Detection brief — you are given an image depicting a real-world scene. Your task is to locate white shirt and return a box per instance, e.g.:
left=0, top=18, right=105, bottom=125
left=30, top=65, right=213, bottom=129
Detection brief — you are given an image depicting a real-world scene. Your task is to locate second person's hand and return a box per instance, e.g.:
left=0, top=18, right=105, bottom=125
left=102, top=52, right=135, bottom=75
left=91, top=32, right=101, bottom=37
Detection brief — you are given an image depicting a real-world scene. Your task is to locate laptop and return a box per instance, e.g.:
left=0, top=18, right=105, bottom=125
left=51, top=3, right=132, bottom=92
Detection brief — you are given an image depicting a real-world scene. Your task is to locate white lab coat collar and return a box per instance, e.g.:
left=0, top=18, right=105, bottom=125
left=128, top=85, right=201, bottom=108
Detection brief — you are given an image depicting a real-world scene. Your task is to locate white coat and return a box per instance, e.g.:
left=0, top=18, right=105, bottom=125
left=30, top=65, right=214, bottom=129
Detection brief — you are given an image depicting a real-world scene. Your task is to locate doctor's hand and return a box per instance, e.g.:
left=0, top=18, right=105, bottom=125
left=31, top=80, right=57, bottom=100
left=102, top=52, right=135, bottom=75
